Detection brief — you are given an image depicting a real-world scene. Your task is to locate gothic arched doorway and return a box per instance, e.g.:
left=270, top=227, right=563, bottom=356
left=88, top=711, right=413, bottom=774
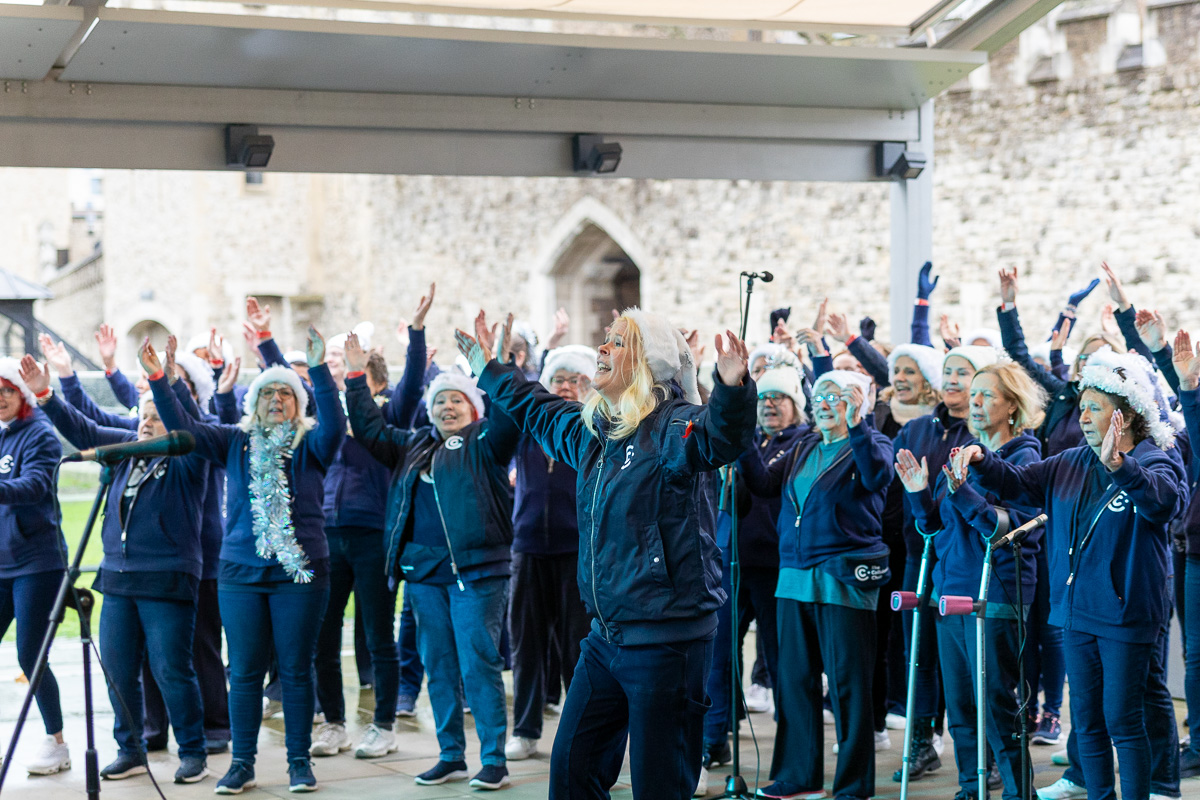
left=549, top=222, right=642, bottom=348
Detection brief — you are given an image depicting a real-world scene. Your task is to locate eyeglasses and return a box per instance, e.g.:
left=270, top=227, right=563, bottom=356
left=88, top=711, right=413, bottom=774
left=758, top=392, right=788, bottom=403
left=260, top=387, right=296, bottom=400
left=0, top=387, right=17, bottom=398
left=811, top=393, right=844, bottom=406
left=550, top=375, right=586, bottom=387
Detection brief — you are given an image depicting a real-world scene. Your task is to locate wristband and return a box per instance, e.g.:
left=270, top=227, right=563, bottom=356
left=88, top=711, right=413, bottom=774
left=346, top=371, right=365, bottom=380
left=34, top=387, right=51, bottom=400
left=104, top=368, right=117, bottom=377
left=210, top=359, right=225, bottom=368
left=1000, top=301, right=1016, bottom=312
left=915, top=299, right=929, bottom=307
left=147, top=369, right=165, bottom=381
left=256, top=330, right=272, bottom=340
left=844, top=334, right=858, bottom=347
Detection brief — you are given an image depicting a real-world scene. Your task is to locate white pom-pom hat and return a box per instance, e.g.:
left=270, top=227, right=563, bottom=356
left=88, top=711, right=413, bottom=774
left=1079, top=347, right=1176, bottom=449
left=174, top=352, right=215, bottom=409
left=539, top=345, right=598, bottom=386
left=243, top=366, right=307, bottom=416
left=622, top=308, right=700, bottom=405
left=0, top=358, right=38, bottom=409
left=425, top=373, right=486, bottom=425
left=888, top=344, right=943, bottom=392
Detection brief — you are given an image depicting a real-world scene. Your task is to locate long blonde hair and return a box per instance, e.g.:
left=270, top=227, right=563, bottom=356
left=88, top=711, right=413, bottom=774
left=581, top=315, right=669, bottom=441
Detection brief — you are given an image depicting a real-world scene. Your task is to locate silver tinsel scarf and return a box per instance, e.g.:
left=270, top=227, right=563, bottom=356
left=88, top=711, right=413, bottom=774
left=249, top=422, right=313, bottom=583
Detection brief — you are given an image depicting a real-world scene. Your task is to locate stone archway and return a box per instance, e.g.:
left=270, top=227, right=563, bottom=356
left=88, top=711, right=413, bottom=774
left=127, top=319, right=171, bottom=354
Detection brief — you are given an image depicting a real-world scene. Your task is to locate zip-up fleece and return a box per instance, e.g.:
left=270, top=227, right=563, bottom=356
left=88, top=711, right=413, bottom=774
left=973, top=439, right=1186, bottom=644
left=344, top=373, right=519, bottom=583
left=740, top=422, right=894, bottom=570
left=512, top=434, right=580, bottom=556
left=0, top=416, right=64, bottom=578
left=892, top=403, right=974, bottom=553
left=148, top=364, right=345, bottom=568
left=906, top=433, right=1043, bottom=602
left=476, top=360, right=757, bottom=646
left=42, top=394, right=207, bottom=577
left=722, top=425, right=806, bottom=569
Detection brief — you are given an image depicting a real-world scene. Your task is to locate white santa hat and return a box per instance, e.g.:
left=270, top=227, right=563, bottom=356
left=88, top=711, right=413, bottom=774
left=1028, top=340, right=1079, bottom=369
left=0, top=358, right=38, bottom=409
left=961, top=328, right=1003, bottom=349
left=242, top=366, right=307, bottom=416
left=756, top=364, right=807, bottom=413
left=887, top=344, right=943, bottom=392
left=283, top=350, right=307, bottom=365
left=944, top=345, right=1000, bottom=372
left=622, top=308, right=700, bottom=405
left=424, top=373, right=486, bottom=425
left=174, top=352, right=215, bottom=409
left=748, top=343, right=801, bottom=373
left=1079, top=347, right=1176, bottom=449
left=328, top=322, right=375, bottom=352
left=813, top=369, right=872, bottom=394
left=184, top=332, right=235, bottom=364
left=539, top=345, right=598, bottom=386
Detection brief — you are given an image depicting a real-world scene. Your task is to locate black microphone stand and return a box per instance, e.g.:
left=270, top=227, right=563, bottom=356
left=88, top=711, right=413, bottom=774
left=718, top=272, right=760, bottom=799
left=1012, top=539, right=1032, bottom=800
left=0, top=463, right=115, bottom=799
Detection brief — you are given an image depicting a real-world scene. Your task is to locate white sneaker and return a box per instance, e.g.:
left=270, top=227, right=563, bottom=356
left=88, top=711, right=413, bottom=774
left=885, top=712, right=907, bottom=730
left=931, top=732, right=945, bottom=756
left=1150, top=795, right=1174, bottom=800
left=309, top=722, right=351, bottom=756
left=505, top=736, right=538, bottom=761
left=875, top=730, right=891, bottom=751
left=1036, top=778, right=1087, bottom=800
left=354, top=724, right=397, bottom=759
left=262, top=698, right=283, bottom=720
left=822, top=709, right=834, bottom=725
left=26, top=737, right=71, bottom=776
left=744, top=684, right=772, bottom=714
left=694, top=766, right=708, bottom=797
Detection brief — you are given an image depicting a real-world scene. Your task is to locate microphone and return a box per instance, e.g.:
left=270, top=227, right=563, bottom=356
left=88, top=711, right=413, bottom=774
left=990, top=513, right=1048, bottom=550
left=64, top=431, right=196, bottom=464
left=740, top=271, right=774, bottom=283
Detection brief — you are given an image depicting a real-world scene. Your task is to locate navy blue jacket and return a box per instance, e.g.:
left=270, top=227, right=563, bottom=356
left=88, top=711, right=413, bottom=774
left=741, top=422, right=894, bottom=571
left=106, top=368, right=141, bottom=411
left=345, top=372, right=519, bottom=582
left=42, top=393, right=208, bottom=578
left=0, top=416, right=64, bottom=579
left=892, top=404, right=974, bottom=553
left=719, top=425, right=806, bottom=569
left=1173, top=387, right=1200, bottom=556
left=477, top=360, right=757, bottom=646
left=149, top=364, right=345, bottom=571
left=512, top=433, right=580, bottom=556
left=973, top=440, right=1186, bottom=643
left=906, top=433, right=1043, bottom=603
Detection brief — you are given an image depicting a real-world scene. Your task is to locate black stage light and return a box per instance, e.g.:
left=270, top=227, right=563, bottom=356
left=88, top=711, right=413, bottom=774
left=225, top=124, right=275, bottom=169
left=573, top=134, right=623, bottom=174
left=876, top=141, right=926, bottom=180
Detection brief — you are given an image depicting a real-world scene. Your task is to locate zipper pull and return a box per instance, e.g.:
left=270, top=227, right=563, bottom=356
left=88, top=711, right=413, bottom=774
left=1068, top=547, right=1073, bottom=556
left=1066, top=573, right=1074, bottom=586
left=457, top=578, right=465, bottom=591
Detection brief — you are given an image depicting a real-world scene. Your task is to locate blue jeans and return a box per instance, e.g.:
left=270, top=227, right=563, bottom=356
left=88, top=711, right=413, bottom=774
left=407, top=577, right=509, bottom=766
left=219, top=585, right=329, bottom=763
left=937, top=612, right=1028, bottom=800
left=397, top=591, right=425, bottom=698
left=0, top=571, right=64, bottom=735
left=550, top=631, right=712, bottom=799
left=1063, top=629, right=1154, bottom=800
left=314, top=529, right=399, bottom=725
left=98, top=593, right=206, bottom=759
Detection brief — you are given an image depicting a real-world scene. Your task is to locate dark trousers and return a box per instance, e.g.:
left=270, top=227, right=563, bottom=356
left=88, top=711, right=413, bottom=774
left=1063, top=629, right=1154, bottom=800
left=549, top=631, right=711, bottom=799
left=1185, top=556, right=1200, bottom=758
left=396, top=591, right=425, bottom=698
left=220, top=585, right=329, bottom=763
left=510, top=552, right=589, bottom=741
left=1024, top=551, right=1065, bottom=718
left=937, top=612, right=1029, bottom=800
left=0, top=570, right=65, bottom=735
left=873, top=540, right=906, bottom=729
left=902, top=553, right=941, bottom=720
left=99, top=593, right=206, bottom=760
left=703, top=557, right=778, bottom=746
left=143, top=578, right=230, bottom=742
left=772, top=599, right=875, bottom=798
left=314, top=529, right=400, bottom=726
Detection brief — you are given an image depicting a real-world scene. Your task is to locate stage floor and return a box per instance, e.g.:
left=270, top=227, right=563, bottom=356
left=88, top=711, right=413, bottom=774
left=0, top=630, right=1194, bottom=799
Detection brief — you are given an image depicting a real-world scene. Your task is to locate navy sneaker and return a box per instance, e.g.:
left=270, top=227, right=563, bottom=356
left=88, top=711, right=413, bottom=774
left=214, top=760, right=257, bottom=795
left=174, top=755, right=209, bottom=784
left=1031, top=713, right=1062, bottom=745
left=395, top=694, right=417, bottom=718
left=415, top=759, right=469, bottom=785
left=288, top=758, right=317, bottom=793
left=756, top=783, right=825, bottom=800
left=469, top=764, right=510, bottom=790
left=100, top=753, right=147, bottom=780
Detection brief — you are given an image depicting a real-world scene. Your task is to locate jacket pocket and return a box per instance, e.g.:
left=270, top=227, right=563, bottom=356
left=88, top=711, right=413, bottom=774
left=645, top=522, right=673, bottom=589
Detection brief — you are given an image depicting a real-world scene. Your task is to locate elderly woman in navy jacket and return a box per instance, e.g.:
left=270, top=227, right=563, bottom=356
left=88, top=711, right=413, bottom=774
left=141, top=328, right=345, bottom=794
left=952, top=348, right=1186, bottom=800
left=897, top=362, right=1046, bottom=800
left=740, top=369, right=893, bottom=800
left=458, top=309, right=755, bottom=799
left=342, top=332, right=519, bottom=791
left=22, top=354, right=211, bottom=785
left=0, top=360, right=70, bottom=777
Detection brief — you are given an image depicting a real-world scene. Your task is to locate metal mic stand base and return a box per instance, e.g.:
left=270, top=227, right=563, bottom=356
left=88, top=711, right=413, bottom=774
left=719, top=773, right=752, bottom=799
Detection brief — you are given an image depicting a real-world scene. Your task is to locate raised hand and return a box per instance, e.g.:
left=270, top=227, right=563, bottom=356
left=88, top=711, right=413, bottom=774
left=841, top=383, right=865, bottom=427
left=998, top=267, right=1018, bottom=305
left=94, top=323, right=118, bottom=371
left=1100, top=303, right=1119, bottom=335
left=1050, top=318, right=1072, bottom=353
left=1173, top=330, right=1200, bottom=390
left=939, top=314, right=961, bottom=349
left=827, top=312, right=852, bottom=344
left=1067, top=278, right=1101, bottom=311
left=164, top=334, right=178, bottom=384
left=394, top=319, right=410, bottom=349
left=455, top=328, right=489, bottom=377
left=344, top=332, right=369, bottom=373
left=917, top=261, right=939, bottom=300
left=714, top=330, right=749, bottom=387
left=950, top=444, right=984, bottom=481
left=795, top=327, right=828, bottom=357
left=470, top=310, right=497, bottom=364
left=1101, top=262, right=1131, bottom=311
left=138, top=337, right=162, bottom=377
left=412, top=283, right=436, bottom=331
left=894, top=449, right=929, bottom=493
left=217, top=357, right=242, bottom=394
left=1135, top=309, right=1167, bottom=353
left=547, top=307, right=570, bottom=350
left=207, top=328, right=226, bottom=366
left=859, top=316, right=876, bottom=342
left=246, top=296, right=272, bottom=333
left=812, top=297, right=829, bottom=337
left=305, top=325, right=325, bottom=368
left=1100, top=409, right=1125, bottom=470
left=19, top=354, right=50, bottom=398
left=39, top=334, right=73, bottom=378
left=772, top=320, right=796, bottom=352
left=425, top=348, right=438, bottom=370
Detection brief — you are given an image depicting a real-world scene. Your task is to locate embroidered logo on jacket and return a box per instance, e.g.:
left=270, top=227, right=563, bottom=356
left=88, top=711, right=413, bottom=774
left=620, top=445, right=635, bottom=471
left=445, top=436, right=464, bottom=450
left=1107, top=491, right=1131, bottom=514
left=0, top=455, right=13, bottom=474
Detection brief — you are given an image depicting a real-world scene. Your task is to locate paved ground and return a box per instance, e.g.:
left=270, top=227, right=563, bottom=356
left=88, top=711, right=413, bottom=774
left=0, top=630, right=1194, bottom=799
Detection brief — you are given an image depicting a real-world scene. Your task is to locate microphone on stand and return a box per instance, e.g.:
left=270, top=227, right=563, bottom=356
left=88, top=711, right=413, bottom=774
left=63, top=431, right=196, bottom=464
left=740, top=271, right=774, bottom=283
left=990, top=513, right=1048, bottom=550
